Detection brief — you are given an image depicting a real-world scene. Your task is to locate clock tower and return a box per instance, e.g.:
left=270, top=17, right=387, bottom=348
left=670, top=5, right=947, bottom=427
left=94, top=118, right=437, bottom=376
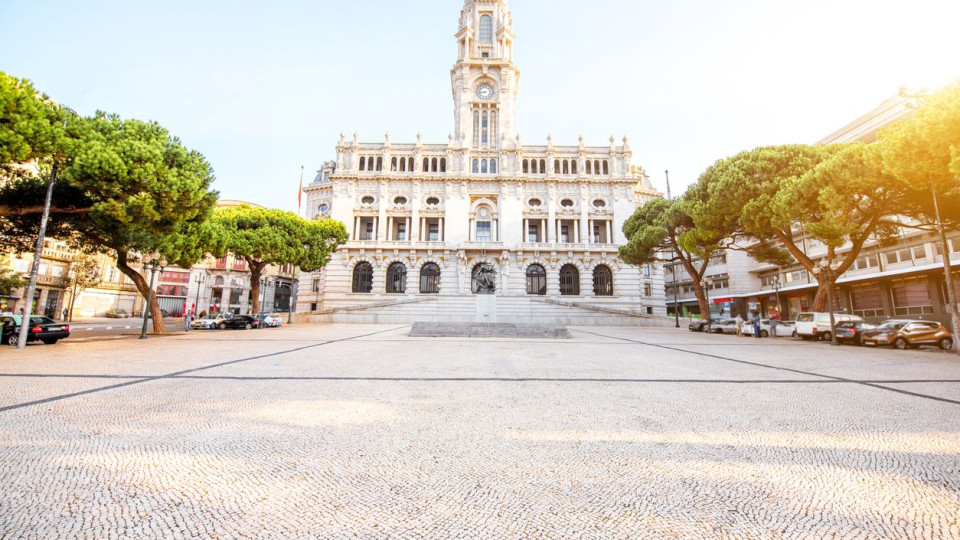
left=451, top=0, right=518, bottom=150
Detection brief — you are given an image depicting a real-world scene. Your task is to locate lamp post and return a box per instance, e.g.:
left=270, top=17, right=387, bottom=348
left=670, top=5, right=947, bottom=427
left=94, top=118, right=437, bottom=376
left=671, top=263, right=680, bottom=328
left=139, top=257, right=167, bottom=340
left=812, top=260, right=839, bottom=345
left=287, top=268, right=297, bottom=325
left=701, top=277, right=714, bottom=330
left=772, top=275, right=783, bottom=318
left=16, top=106, right=76, bottom=350
left=194, top=273, right=205, bottom=316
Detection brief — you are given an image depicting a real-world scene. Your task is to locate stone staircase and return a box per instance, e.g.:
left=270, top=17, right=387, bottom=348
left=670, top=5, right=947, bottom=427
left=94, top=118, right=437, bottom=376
left=296, top=295, right=674, bottom=327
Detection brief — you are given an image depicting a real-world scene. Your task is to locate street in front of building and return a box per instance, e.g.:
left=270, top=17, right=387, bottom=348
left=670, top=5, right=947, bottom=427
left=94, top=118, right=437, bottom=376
left=1, top=324, right=958, bottom=539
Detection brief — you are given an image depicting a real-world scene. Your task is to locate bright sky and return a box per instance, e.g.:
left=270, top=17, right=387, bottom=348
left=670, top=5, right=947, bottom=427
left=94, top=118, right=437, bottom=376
left=2, top=0, right=958, bottom=212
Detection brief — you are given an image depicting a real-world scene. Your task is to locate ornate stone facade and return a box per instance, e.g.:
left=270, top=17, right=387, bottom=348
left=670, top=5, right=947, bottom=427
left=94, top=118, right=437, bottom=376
left=298, top=0, right=665, bottom=317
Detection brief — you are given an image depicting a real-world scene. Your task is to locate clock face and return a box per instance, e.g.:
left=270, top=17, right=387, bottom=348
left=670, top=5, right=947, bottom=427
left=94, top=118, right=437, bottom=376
left=476, top=84, right=495, bottom=100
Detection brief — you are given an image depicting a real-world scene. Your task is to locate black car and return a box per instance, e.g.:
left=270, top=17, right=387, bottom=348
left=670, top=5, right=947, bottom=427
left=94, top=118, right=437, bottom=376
left=688, top=320, right=710, bottom=332
left=835, top=321, right=876, bottom=346
left=218, top=315, right=260, bottom=330
left=1, top=315, right=71, bottom=345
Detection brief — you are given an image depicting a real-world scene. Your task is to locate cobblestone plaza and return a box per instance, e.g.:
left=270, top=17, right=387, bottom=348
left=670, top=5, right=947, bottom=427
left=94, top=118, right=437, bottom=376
left=2, top=325, right=959, bottom=539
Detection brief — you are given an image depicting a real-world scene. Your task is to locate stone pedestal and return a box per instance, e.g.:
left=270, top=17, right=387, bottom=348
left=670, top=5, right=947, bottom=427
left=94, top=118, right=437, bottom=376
left=476, top=294, right=497, bottom=323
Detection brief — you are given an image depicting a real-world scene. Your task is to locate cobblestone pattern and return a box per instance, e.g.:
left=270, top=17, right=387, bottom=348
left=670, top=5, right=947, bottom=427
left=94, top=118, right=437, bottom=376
left=1, top=325, right=959, bottom=539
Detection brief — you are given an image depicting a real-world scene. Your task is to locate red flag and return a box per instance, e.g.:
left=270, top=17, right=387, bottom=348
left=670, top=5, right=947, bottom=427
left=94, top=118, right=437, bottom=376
left=297, top=165, right=304, bottom=212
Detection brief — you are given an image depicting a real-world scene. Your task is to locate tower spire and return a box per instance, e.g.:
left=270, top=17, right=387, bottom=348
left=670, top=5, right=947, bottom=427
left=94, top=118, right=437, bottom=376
left=451, top=0, right=519, bottom=149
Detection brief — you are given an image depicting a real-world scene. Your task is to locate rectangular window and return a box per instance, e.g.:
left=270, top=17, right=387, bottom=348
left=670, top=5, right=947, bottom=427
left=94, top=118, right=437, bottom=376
left=428, top=223, right=440, bottom=242
left=476, top=221, right=492, bottom=242
left=851, top=284, right=883, bottom=318
left=886, top=252, right=899, bottom=265
left=644, top=283, right=652, bottom=297
left=899, top=248, right=912, bottom=262
left=913, top=246, right=926, bottom=260
left=52, top=266, right=63, bottom=277
left=528, top=224, right=538, bottom=243
left=396, top=223, right=407, bottom=241
left=13, top=259, right=28, bottom=272
left=891, top=278, right=934, bottom=316
left=312, top=279, right=320, bottom=293
left=560, top=225, right=569, bottom=243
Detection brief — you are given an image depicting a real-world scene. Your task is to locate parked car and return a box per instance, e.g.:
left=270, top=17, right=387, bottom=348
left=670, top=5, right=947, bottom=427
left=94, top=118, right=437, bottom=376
left=744, top=319, right=796, bottom=338
left=794, top=312, right=863, bottom=341
left=105, top=308, right=130, bottom=318
left=1, top=315, right=70, bottom=346
left=861, top=319, right=953, bottom=350
left=715, top=319, right=740, bottom=335
left=218, top=315, right=260, bottom=330
left=260, top=314, right=282, bottom=328
left=710, top=318, right=735, bottom=334
left=145, top=308, right=170, bottom=319
left=688, top=319, right=710, bottom=332
left=191, top=314, right=228, bottom=330
left=834, top=321, right=877, bottom=346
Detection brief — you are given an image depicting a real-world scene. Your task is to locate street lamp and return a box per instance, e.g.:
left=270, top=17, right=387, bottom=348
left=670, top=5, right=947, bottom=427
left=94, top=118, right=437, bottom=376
left=811, top=260, right=840, bottom=346
left=772, top=275, right=783, bottom=318
left=139, top=257, right=167, bottom=340
left=194, top=273, right=205, bottom=316
left=16, top=106, right=76, bottom=350
left=701, top=277, right=714, bottom=329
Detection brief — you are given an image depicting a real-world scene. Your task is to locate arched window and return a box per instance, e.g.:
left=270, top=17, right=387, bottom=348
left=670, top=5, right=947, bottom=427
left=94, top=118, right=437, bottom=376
left=420, top=263, right=440, bottom=294
left=563, top=160, right=569, bottom=175
left=408, top=157, right=414, bottom=171
left=440, top=158, right=447, bottom=172
left=359, top=157, right=367, bottom=171
left=473, top=159, right=480, bottom=174
left=481, top=159, right=488, bottom=174
left=399, top=157, right=406, bottom=172
left=586, top=160, right=593, bottom=174
left=352, top=262, right=373, bottom=293
left=490, top=159, right=498, bottom=174
left=386, top=263, right=407, bottom=294
left=571, top=161, right=577, bottom=175
left=423, top=157, right=429, bottom=172
left=432, top=157, right=439, bottom=172
left=593, top=265, right=613, bottom=296
left=539, top=159, right=546, bottom=173
left=479, top=15, right=493, bottom=43
left=526, top=264, right=546, bottom=295
left=603, top=160, right=610, bottom=175
left=523, top=159, right=529, bottom=174
left=391, top=157, right=398, bottom=171
left=376, top=157, right=383, bottom=171
left=559, top=265, right=580, bottom=296
left=554, top=159, right=561, bottom=174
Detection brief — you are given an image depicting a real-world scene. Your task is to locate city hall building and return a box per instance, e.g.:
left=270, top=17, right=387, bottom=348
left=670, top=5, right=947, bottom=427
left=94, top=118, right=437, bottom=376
left=297, top=0, right=664, bottom=324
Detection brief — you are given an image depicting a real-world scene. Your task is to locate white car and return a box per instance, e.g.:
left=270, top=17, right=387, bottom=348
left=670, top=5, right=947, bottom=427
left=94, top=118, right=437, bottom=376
left=191, top=315, right=228, bottom=330
left=794, top=312, right=863, bottom=341
left=743, top=319, right=796, bottom=337
left=261, top=314, right=282, bottom=328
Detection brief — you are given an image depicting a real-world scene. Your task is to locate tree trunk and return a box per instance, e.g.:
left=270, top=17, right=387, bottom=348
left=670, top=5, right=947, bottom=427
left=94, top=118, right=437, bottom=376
left=116, top=256, right=166, bottom=334
left=692, top=281, right=711, bottom=324
left=247, top=258, right=267, bottom=314
left=811, top=279, right=842, bottom=313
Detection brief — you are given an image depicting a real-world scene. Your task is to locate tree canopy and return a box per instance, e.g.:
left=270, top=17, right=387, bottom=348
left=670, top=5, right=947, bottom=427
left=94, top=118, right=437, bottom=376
left=0, top=108, right=218, bottom=333
left=691, top=143, right=904, bottom=311
left=209, top=205, right=348, bottom=314
left=0, top=72, right=64, bottom=167
left=620, top=195, right=728, bottom=319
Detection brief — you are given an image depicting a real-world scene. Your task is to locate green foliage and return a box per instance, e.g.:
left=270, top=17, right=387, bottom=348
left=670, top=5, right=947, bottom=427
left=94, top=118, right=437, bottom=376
left=0, top=72, right=64, bottom=166
left=209, top=205, right=348, bottom=312
left=880, top=82, right=960, bottom=226
left=210, top=205, right=348, bottom=271
left=693, top=143, right=905, bottom=310
left=0, top=257, right=23, bottom=296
